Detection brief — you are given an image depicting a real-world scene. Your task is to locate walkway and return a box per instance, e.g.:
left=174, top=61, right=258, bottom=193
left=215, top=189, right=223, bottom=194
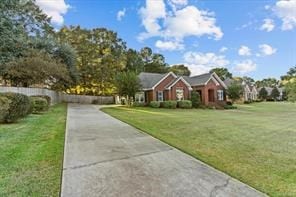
left=61, top=104, right=265, bottom=197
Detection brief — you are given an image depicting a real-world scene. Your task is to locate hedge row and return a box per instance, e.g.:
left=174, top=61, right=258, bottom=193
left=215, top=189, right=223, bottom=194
left=148, top=100, right=192, bottom=109
left=0, top=92, right=50, bottom=123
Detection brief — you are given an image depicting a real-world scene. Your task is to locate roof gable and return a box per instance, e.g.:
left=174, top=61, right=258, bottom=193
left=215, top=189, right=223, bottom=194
left=138, top=72, right=177, bottom=90
left=166, top=77, right=193, bottom=90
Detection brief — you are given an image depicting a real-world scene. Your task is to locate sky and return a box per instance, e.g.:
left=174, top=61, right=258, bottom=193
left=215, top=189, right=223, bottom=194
left=35, top=0, right=296, bottom=80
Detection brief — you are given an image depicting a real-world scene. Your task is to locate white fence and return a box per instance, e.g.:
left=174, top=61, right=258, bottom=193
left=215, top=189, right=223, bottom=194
left=0, top=87, right=114, bottom=105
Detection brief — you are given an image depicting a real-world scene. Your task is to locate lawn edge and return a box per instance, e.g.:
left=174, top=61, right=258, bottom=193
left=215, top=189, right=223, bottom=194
left=100, top=106, right=268, bottom=196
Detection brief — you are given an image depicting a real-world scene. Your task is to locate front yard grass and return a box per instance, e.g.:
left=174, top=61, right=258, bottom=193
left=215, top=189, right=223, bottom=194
left=102, top=102, right=296, bottom=196
left=0, top=104, right=67, bottom=196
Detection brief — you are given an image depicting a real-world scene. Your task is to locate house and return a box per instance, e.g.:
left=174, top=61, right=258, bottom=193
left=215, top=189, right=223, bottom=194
left=223, top=78, right=258, bottom=102
left=136, top=72, right=227, bottom=106
left=258, top=87, right=285, bottom=100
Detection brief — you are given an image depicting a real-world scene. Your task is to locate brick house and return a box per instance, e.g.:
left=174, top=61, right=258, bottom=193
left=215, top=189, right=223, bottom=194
left=136, top=72, right=227, bottom=106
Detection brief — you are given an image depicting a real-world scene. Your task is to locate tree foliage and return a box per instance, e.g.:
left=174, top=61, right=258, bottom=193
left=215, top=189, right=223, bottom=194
left=256, top=78, right=278, bottom=88
left=210, top=68, right=232, bottom=80
left=285, top=79, right=296, bottom=102
left=125, top=49, right=144, bottom=74
left=115, top=71, right=141, bottom=105
left=281, top=65, right=296, bottom=81
left=169, top=64, right=191, bottom=76
left=226, top=82, right=243, bottom=102
left=0, top=0, right=53, bottom=66
left=56, top=26, right=127, bottom=95
left=2, top=50, right=71, bottom=90
left=259, top=87, right=268, bottom=100
left=270, top=87, right=280, bottom=100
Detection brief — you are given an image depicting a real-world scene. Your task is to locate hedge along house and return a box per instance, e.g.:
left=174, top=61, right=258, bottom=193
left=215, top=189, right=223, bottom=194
left=136, top=72, right=227, bottom=106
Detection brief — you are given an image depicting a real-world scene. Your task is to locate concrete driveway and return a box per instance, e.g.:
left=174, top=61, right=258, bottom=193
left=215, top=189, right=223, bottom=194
left=61, top=104, right=266, bottom=197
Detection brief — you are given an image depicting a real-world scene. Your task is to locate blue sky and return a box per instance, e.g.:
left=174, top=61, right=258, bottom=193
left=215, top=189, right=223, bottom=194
left=36, top=0, right=296, bottom=80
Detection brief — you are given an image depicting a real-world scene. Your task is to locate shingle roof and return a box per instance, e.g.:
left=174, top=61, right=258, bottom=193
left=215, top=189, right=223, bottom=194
left=183, top=73, right=212, bottom=86
left=138, top=72, right=167, bottom=89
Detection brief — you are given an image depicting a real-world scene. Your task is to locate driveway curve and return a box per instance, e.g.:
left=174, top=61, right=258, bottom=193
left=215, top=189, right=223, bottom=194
left=61, top=104, right=266, bottom=197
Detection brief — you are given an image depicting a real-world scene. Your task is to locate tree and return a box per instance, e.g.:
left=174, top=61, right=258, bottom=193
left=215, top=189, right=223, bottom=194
left=169, top=65, right=191, bottom=76
left=144, top=53, right=168, bottom=73
left=259, top=87, right=268, bottom=100
left=56, top=26, right=127, bottom=95
left=191, top=91, right=201, bottom=108
left=210, top=68, right=232, bottom=80
left=255, top=78, right=278, bottom=88
left=0, top=0, right=53, bottom=66
left=281, top=65, right=296, bottom=81
left=2, top=50, right=71, bottom=89
left=115, top=71, right=141, bottom=105
left=226, top=82, right=243, bottom=102
left=125, top=49, right=144, bottom=74
left=285, top=79, right=296, bottom=102
left=270, top=87, right=280, bottom=101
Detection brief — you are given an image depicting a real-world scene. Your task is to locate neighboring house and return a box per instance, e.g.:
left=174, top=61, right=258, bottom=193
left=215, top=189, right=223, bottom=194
left=224, top=78, right=258, bottom=102
left=258, top=87, right=285, bottom=100
left=136, top=72, right=227, bottom=106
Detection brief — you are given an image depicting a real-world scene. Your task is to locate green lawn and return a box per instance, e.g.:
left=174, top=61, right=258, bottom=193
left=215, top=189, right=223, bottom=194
left=0, top=104, right=67, bottom=196
left=102, top=102, right=296, bottom=196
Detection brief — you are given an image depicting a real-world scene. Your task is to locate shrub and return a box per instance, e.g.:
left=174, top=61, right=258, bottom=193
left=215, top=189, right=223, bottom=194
left=133, top=102, right=145, bottom=107
left=224, top=105, right=238, bottom=110
left=30, top=97, right=49, bottom=114
left=191, top=91, right=201, bottom=108
left=0, top=96, right=11, bottom=123
left=31, top=95, right=51, bottom=105
left=0, top=92, right=31, bottom=123
left=149, top=101, right=160, bottom=108
left=162, top=100, right=177, bottom=109
left=177, top=100, right=192, bottom=109
left=244, top=100, right=252, bottom=104
left=226, top=101, right=233, bottom=106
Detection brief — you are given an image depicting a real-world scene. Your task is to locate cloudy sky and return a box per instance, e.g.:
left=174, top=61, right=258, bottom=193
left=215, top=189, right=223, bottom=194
left=36, top=0, right=296, bottom=79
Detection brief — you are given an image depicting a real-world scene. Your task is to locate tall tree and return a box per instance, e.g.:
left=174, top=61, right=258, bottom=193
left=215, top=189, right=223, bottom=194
left=0, top=0, right=53, bottom=66
left=169, top=65, right=191, bottom=76
left=144, top=53, right=168, bottom=73
left=125, top=49, right=144, bottom=74
left=210, top=68, right=232, bottom=80
left=281, top=65, right=296, bottom=81
left=56, top=26, right=127, bottom=95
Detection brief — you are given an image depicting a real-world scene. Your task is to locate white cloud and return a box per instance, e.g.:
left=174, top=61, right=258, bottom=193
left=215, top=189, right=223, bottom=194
left=260, top=18, right=275, bottom=32
left=258, top=44, right=277, bottom=56
left=138, top=0, right=166, bottom=40
left=138, top=0, right=223, bottom=50
left=273, top=0, right=296, bottom=30
left=238, top=45, right=252, bottom=56
left=234, top=60, right=257, bottom=74
left=117, top=8, right=126, bottom=21
left=183, top=51, right=229, bottom=75
left=155, top=40, right=184, bottom=51
left=219, top=47, right=228, bottom=53
left=36, top=0, right=70, bottom=25
left=169, top=0, right=188, bottom=6
left=164, top=6, right=223, bottom=40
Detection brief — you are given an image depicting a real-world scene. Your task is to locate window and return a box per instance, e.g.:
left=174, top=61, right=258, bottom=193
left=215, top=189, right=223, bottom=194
left=176, top=88, right=184, bottom=101
left=135, top=92, right=145, bottom=103
left=217, top=90, right=224, bottom=101
left=157, top=91, right=163, bottom=101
